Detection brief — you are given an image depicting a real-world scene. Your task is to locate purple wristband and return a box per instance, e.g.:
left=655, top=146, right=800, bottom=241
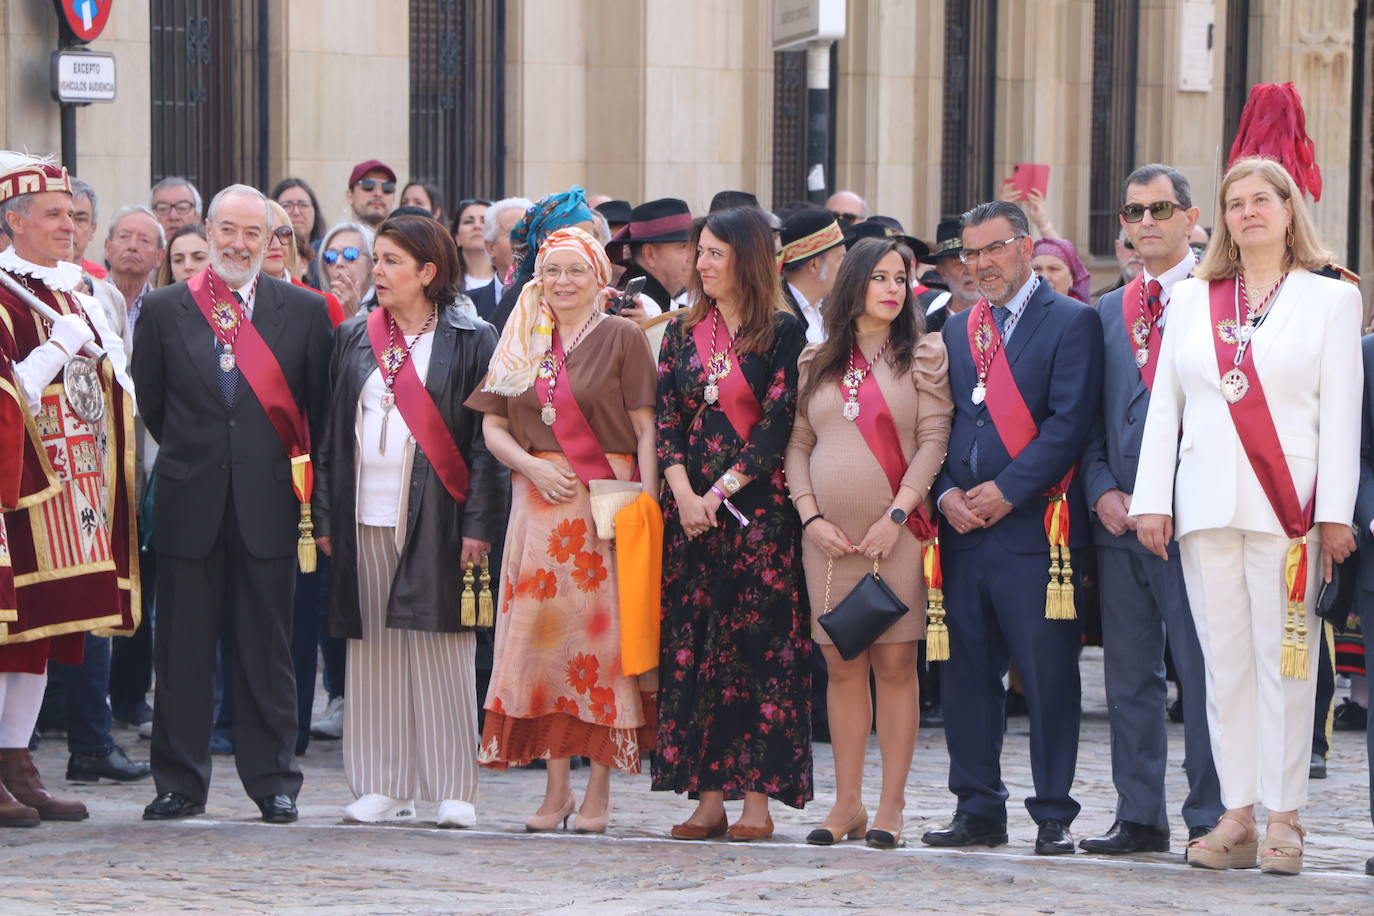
left=710, top=484, right=728, bottom=501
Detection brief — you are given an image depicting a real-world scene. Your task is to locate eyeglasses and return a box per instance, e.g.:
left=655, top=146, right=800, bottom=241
left=322, top=246, right=362, bottom=265
left=268, top=226, right=295, bottom=245
left=278, top=200, right=314, bottom=212
left=830, top=210, right=861, bottom=225
left=1119, top=201, right=1178, bottom=223
left=959, top=235, right=1025, bottom=264
left=1121, top=240, right=1136, bottom=251
left=539, top=264, right=591, bottom=281
left=355, top=179, right=396, bottom=194
left=152, top=201, right=196, bottom=216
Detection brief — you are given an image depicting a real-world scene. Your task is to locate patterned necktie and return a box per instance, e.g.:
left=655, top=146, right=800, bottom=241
left=1145, top=279, right=1164, bottom=324
left=215, top=292, right=244, bottom=406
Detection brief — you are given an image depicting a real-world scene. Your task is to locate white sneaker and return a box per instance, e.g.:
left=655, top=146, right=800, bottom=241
left=137, top=720, right=153, bottom=740
left=342, top=794, right=415, bottom=823
left=310, top=696, right=345, bottom=739
left=436, top=800, right=476, bottom=828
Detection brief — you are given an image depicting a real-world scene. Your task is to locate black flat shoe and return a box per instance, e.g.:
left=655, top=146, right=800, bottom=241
left=1078, top=820, right=1169, bottom=855
left=254, top=794, right=298, bottom=823
left=921, top=811, right=1008, bottom=847
left=1035, top=819, right=1075, bottom=855
left=1365, top=855, right=1373, bottom=876
left=67, top=746, right=152, bottom=783
left=143, top=792, right=205, bottom=820
left=865, top=827, right=904, bottom=849
left=1309, top=752, right=1327, bottom=779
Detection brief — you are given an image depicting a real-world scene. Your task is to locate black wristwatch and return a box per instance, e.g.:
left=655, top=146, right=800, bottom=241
left=887, top=507, right=907, bottom=525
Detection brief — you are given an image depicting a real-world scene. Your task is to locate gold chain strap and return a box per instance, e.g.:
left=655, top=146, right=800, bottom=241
left=821, top=556, right=880, bottom=614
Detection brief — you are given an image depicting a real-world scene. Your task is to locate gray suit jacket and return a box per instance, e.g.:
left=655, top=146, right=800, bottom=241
left=1081, top=281, right=1174, bottom=555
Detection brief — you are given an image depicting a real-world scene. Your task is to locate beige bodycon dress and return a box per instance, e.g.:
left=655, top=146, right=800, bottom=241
left=785, top=330, right=953, bottom=645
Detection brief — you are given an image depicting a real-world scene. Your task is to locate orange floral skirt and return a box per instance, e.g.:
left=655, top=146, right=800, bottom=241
left=479, top=452, right=655, bottom=772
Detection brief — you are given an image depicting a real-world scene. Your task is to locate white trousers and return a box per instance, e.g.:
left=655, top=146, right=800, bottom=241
left=0, top=672, right=47, bottom=747
left=1179, top=528, right=1320, bottom=811
left=343, top=525, right=479, bottom=803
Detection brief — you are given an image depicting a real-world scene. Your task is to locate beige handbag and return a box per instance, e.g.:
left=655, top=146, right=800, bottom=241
left=588, top=479, right=643, bottom=540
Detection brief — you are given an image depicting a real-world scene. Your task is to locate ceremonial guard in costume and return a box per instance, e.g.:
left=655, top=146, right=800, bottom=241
left=132, top=184, right=332, bottom=824
left=0, top=152, right=139, bottom=826
left=1079, top=164, right=1222, bottom=855
left=924, top=200, right=1103, bottom=855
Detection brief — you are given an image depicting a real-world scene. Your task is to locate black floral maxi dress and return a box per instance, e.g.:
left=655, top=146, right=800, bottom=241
left=651, top=311, right=812, bottom=809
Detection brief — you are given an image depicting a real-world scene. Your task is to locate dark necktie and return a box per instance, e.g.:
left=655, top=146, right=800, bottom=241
left=215, top=292, right=244, bottom=406
left=992, top=305, right=1012, bottom=338
left=1145, top=279, right=1164, bottom=324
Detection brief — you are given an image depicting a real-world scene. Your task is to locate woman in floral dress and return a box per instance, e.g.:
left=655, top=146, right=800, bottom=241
left=466, top=227, right=658, bottom=834
left=652, top=206, right=811, bottom=841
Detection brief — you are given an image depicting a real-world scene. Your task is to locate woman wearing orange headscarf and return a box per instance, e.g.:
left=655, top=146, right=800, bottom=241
left=465, top=227, right=658, bottom=835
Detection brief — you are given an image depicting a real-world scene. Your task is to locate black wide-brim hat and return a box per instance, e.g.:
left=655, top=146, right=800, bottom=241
left=608, top=197, right=693, bottom=264
left=921, top=218, right=965, bottom=264
left=843, top=218, right=931, bottom=261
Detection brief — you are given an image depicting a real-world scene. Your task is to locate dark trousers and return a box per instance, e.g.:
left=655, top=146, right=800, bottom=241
left=1361, top=588, right=1374, bottom=829
left=289, top=558, right=332, bottom=752
left=941, top=545, right=1083, bottom=825
left=109, top=550, right=155, bottom=716
left=45, top=633, right=115, bottom=756
left=1097, top=546, right=1222, bottom=830
left=1313, top=625, right=1335, bottom=758
left=150, top=497, right=302, bottom=803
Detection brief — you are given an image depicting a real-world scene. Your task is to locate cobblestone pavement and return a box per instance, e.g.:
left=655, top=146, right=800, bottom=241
left=4, top=648, right=1372, bottom=914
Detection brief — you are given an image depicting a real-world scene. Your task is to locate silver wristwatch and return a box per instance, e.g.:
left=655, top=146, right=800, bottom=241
left=719, top=472, right=742, bottom=495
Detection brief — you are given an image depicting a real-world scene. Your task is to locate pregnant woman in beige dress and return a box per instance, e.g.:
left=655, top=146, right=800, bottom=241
left=786, top=237, right=952, bottom=849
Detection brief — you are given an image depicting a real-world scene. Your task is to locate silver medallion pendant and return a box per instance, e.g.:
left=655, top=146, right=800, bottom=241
left=1220, top=367, right=1250, bottom=403
left=541, top=405, right=558, bottom=426
left=1238, top=325, right=1254, bottom=344
left=219, top=346, right=236, bottom=372
left=63, top=356, right=105, bottom=424
left=971, top=382, right=987, bottom=406
left=841, top=400, right=860, bottom=422
left=381, top=390, right=396, bottom=410
left=1134, top=348, right=1150, bottom=368
left=703, top=383, right=720, bottom=405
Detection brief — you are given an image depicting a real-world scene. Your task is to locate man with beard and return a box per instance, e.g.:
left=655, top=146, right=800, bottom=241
left=345, top=160, right=396, bottom=231
left=922, top=219, right=982, bottom=333
left=131, top=185, right=332, bottom=823
left=0, top=151, right=139, bottom=825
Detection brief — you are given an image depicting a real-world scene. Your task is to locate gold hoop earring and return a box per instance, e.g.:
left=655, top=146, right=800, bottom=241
left=1286, top=224, right=1295, bottom=247
left=1228, top=240, right=1238, bottom=262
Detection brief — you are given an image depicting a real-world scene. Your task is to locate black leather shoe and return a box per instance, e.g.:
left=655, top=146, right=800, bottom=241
left=111, top=702, right=153, bottom=729
left=67, top=746, right=152, bottom=783
left=143, top=792, right=205, bottom=820
left=1078, top=820, right=1169, bottom=855
left=1365, top=855, right=1373, bottom=876
left=921, top=811, right=1008, bottom=847
left=1333, top=698, right=1367, bottom=731
left=1035, top=819, right=1075, bottom=855
left=255, top=794, right=298, bottom=823
left=1188, top=824, right=1211, bottom=842
left=1309, top=752, right=1327, bottom=780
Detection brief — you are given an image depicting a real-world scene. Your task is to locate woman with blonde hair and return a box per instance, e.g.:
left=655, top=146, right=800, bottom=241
left=263, top=200, right=344, bottom=326
left=465, top=226, right=657, bottom=834
left=1132, top=156, right=1361, bottom=875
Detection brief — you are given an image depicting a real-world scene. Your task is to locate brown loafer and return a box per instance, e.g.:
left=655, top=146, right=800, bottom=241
left=670, top=814, right=728, bottom=840
left=0, top=749, right=87, bottom=822
left=727, top=814, right=774, bottom=841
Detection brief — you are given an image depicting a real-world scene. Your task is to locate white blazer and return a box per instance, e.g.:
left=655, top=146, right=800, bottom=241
left=1130, top=269, right=1362, bottom=539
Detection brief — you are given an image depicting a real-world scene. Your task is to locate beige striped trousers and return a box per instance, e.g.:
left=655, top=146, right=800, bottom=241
left=344, top=525, right=478, bottom=803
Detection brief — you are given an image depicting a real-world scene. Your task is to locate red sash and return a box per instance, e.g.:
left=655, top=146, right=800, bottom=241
left=534, top=328, right=621, bottom=485
left=965, top=299, right=1076, bottom=619
left=842, top=355, right=937, bottom=541
left=365, top=309, right=470, bottom=505
left=188, top=268, right=316, bottom=569
left=691, top=313, right=763, bottom=441
left=1206, top=279, right=1311, bottom=537
left=1120, top=275, right=1164, bottom=390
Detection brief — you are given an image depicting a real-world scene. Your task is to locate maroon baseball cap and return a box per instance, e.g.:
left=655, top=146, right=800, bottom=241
left=348, top=159, right=397, bottom=187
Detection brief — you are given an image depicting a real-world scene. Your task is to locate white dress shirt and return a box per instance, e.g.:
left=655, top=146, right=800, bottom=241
left=788, top=282, right=825, bottom=343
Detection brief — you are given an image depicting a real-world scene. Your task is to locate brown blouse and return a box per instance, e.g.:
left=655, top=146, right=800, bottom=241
left=465, top=315, right=656, bottom=453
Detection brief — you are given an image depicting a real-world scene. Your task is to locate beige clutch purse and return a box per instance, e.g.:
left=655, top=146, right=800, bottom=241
left=588, top=479, right=643, bottom=540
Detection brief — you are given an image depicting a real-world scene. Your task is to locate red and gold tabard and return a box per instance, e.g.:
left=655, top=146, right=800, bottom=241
left=0, top=269, right=139, bottom=673
left=0, top=356, right=23, bottom=637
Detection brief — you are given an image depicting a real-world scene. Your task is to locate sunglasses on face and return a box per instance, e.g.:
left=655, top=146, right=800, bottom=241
left=268, top=226, right=295, bottom=244
left=322, top=247, right=362, bottom=265
left=355, top=179, right=396, bottom=194
left=830, top=210, right=861, bottom=225
left=1119, top=201, right=1178, bottom=223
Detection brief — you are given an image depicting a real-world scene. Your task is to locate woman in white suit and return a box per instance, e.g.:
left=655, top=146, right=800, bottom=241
left=1132, top=157, right=1361, bottom=876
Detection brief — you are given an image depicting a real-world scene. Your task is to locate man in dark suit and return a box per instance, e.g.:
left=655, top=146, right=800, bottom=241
left=1078, top=164, right=1221, bottom=855
left=923, top=200, right=1103, bottom=855
left=1353, top=332, right=1374, bottom=877
left=610, top=198, right=694, bottom=314
left=131, top=185, right=333, bottom=823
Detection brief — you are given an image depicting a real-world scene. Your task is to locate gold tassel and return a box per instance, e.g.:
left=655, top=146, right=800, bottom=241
left=1053, top=546, right=1077, bottom=620
left=1045, top=546, right=1064, bottom=619
left=296, top=503, right=317, bottom=573
left=477, top=555, right=495, bottom=627
left=925, top=588, right=949, bottom=661
left=460, top=562, right=477, bottom=627
left=1280, top=601, right=1309, bottom=679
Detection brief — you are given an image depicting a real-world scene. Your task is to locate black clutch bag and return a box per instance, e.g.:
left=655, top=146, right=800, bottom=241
left=1315, top=555, right=1356, bottom=633
left=816, top=558, right=910, bottom=661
